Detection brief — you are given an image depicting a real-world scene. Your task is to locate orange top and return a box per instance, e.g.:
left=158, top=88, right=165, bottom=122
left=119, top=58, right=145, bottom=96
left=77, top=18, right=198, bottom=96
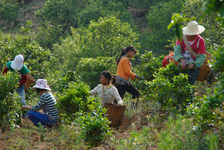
left=116, top=57, right=136, bottom=80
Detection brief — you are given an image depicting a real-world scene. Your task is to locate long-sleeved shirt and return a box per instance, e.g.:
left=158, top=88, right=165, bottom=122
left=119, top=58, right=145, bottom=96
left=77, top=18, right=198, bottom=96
left=90, top=84, right=123, bottom=105
left=2, top=61, right=30, bottom=86
left=31, top=92, right=59, bottom=121
left=116, top=56, right=136, bottom=80
left=173, top=35, right=206, bottom=68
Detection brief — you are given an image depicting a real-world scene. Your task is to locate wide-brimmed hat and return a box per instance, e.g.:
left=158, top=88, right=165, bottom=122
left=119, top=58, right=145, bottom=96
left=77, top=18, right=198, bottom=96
left=183, top=21, right=205, bottom=35
left=11, top=55, right=24, bottom=71
left=33, top=79, right=51, bottom=91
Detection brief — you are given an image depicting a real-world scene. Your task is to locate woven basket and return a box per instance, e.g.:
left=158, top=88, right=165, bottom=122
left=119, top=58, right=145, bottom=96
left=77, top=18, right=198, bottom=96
left=197, top=52, right=212, bottom=82
left=104, top=104, right=126, bottom=127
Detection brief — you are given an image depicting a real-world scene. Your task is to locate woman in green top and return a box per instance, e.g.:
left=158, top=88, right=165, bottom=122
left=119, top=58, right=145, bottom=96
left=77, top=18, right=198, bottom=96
left=2, top=55, right=30, bottom=105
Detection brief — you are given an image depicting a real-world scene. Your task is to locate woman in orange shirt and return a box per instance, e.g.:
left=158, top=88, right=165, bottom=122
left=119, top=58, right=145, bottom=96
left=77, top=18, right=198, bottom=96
left=116, top=45, right=140, bottom=99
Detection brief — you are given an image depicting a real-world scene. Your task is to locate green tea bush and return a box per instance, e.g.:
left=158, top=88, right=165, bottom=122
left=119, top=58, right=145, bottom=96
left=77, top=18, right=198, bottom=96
left=57, top=82, right=111, bottom=147
left=187, top=73, right=224, bottom=128
left=76, top=110, right=111, bottom=147
left=137, top=51, right=164, bottom=81
left=0, top=73, right=21, bottom=131
left=57, top=82, right=90, bottom=123
left=158, top=116, right=219, bottom=150
left=211, top=45, right=224, bottom=73
left=76, top=57, right=116, bottom=88
left=145, top=63, right=193, bottom=113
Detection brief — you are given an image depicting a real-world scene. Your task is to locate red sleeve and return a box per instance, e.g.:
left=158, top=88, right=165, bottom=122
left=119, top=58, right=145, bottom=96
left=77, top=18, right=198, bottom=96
left=19, top=74, right=28, bottom=86
left=198, top=38, right=206, bottom=54
left=2, top=67, right=9, bottom=75
left=176, top=39, right=180, bottom=45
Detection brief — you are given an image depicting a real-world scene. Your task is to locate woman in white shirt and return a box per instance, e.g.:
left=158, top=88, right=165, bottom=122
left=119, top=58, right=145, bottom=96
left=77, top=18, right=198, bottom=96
left=90, top=71, right=123, bottom=105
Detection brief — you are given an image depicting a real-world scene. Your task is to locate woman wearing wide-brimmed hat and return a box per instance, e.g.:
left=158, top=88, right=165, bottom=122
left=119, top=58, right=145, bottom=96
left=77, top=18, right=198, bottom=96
left=22, top=79, right=59, bottom=127
left=2, top=54, right=30, bottom=105
left=173, top=21, right=206, bottom=85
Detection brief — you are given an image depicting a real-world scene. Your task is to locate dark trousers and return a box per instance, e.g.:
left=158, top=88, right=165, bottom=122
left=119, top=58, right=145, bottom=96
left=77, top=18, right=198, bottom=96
left=116, top=83, right=140, bottom=99
left=27, top=111, right=57, bottom=127
left=187, top=69, right=199, bottom=85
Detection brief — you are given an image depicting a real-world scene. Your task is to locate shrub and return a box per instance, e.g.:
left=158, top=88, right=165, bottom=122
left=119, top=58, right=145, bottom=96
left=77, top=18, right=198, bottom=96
left=53, top=16, right=140, bottom=71
left=158, top=116, right=219, bottom=150
left=142, top=0, right=183, bottom=55
left=0, top=73, right=21, bottom=131
left=76, top=57, right=116, bottom=88
left=145, top=63, right=193, bottom=113
left=57, top=82, right=91, bottom=123
left=35, top=23, right=63, bottom=49
left=0, top=0, right=19, bottom=23
left=211, top=45, right=224, bottom=73
left=57, top=82, right=111, bottom=147
left=137, top=51, right=164, bottom=81
left=76, top=110, right=111, bottom=147
left=187, top=73, right=224, bottom=129
left=35, top=0, right=80, bottom=29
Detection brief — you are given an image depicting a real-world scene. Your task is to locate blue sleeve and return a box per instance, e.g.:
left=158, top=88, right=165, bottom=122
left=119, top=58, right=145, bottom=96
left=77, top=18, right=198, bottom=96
left=173, top=45, right=183, bottom=61
left=195, top=54, right=206, bottom=68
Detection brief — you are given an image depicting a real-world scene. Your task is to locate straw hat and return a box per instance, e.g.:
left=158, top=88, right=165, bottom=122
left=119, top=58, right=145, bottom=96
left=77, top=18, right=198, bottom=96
left=11, top=55, right=24, bottom=71
left=33, top=79, right=51, bottom=91
left=183, top=21, right=205, bottom=35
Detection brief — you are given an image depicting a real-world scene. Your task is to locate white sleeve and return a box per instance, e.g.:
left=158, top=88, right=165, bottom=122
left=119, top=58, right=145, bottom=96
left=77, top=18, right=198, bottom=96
left=113, top=87, right=123, bottom=105
left=90, top=84, right=100, bottom=96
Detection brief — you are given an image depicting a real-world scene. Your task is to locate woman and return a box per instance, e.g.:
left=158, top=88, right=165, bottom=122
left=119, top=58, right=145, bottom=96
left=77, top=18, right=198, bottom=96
left=116, top=45, right=140, bottom=99
left=90, top=71, right=123, bottom=105
left=173, top=21, right=206, bottom=85
left=22, top=79, right=58, bottom=127
left=2, top=54, right=30, bottom=105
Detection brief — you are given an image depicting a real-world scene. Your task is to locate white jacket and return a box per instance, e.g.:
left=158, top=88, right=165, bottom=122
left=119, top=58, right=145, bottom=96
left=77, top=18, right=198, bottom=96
left=90, top=84, right=123, bottom=105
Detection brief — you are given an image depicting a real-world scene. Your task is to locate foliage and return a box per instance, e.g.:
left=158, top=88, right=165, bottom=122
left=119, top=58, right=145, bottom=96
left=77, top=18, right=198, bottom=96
left=145, top=63, right=193, bottom=113
left=76, top=110, right=111, bottom=147
left=57, top=82, right=91, bottom=123
left=211, top=44, right=224, bottom=73
left=137, top=51, right=164, bottom=81
left=187, top=73, right=224, bottom=128
left=77, top=0, right=134, bottom=27
left=114, top=126, right=156, bottom=149
left=35, top=23, right=63, bottom=49
left=0, top=73, right=21, bottom=131
left=142, top=0, right=184, bottom=55
left=0, top=0, right=19, bottom=23
left=57, top=82, right=111, bottom=147
left=76, top=57, right=116, bottom=88
left=35, top=0, right=80, bottom=29
left=54, top=16, right=139, bottom=60
left=158, top=116, right=219, bottom=150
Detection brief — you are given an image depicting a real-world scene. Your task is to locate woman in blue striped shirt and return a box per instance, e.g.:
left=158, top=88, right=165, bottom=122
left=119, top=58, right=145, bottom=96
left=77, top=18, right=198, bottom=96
left=22, top=79, right=58, bottom=127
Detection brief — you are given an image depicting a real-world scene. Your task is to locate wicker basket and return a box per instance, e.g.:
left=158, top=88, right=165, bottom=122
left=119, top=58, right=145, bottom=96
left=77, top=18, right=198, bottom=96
left=197, top=52, right=212, bottom=82
left=104, top=104, right=126, bottom=127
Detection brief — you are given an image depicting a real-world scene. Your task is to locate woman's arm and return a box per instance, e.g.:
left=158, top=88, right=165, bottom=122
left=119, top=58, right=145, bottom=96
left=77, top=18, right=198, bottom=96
left=113, top=87, right=123, bottom=105
left=122, top=58, right=136, bottom=80
left=90, top=85, right=100, bottom=96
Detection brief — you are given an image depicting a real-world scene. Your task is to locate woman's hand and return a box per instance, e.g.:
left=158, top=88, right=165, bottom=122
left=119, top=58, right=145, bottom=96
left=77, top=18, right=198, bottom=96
left=180, top=59, right=186, bottom=70
left=188, top=63, right=195, bottom=69
left=22, top=105, right=32, bottom=110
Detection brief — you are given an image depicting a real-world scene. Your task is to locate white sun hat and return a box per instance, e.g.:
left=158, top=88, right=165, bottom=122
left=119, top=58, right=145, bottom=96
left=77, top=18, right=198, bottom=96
left=11, top=55, right=24, bottom=71
left=33, top=79, right=51, bottom=91
left=183, top=21, right=205, bottom=35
